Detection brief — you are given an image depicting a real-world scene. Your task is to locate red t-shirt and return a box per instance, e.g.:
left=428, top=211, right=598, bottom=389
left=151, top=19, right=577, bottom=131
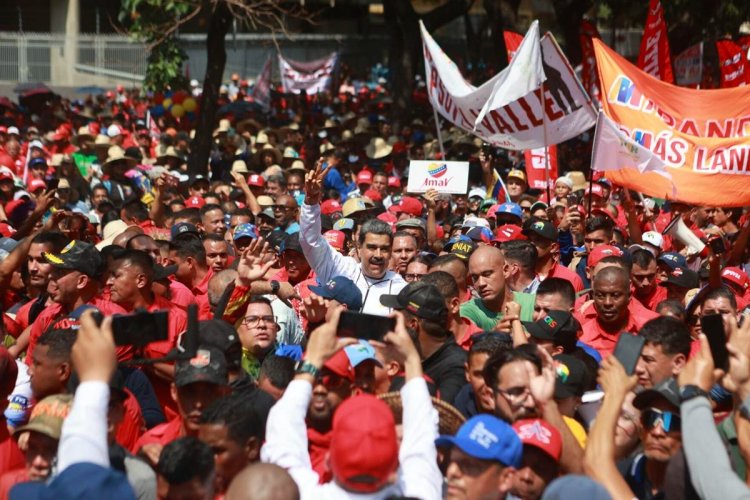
left=0, top=468, right=27, bottom=499
left=632, top=285, right=668, bottom=312
left=579, top=307, right=659, bottom=357
left=546, top=264, right=585, bottom=292
left=27, top=297, right=131, bottom=363
left=115, top=389, right=145, bottom=452
left=167, top=280, right=197, bottom=311
left=457, top=318, right=485, bottom=350
left=132, top=416, right=184, bottom=454
left=307, top=427, right=332, bottom=484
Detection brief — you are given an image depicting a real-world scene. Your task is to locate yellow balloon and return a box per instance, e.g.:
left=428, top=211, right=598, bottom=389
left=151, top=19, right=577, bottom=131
left=182, top=98, right=197, bottom=112
left=162, top=98, right=172, bottom=109
left=171, top=104, right=185, bottom=118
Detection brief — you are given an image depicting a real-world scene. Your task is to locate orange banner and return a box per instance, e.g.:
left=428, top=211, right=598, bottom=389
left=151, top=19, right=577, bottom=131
left=594, top=38, right=750, bottom=207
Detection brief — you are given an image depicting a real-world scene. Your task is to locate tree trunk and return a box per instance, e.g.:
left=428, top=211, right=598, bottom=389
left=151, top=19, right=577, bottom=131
left=188, top=1, right=231, bottom=176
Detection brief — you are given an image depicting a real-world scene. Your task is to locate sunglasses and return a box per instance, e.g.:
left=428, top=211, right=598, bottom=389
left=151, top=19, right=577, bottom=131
left=641, top=408, right=681, bottom=433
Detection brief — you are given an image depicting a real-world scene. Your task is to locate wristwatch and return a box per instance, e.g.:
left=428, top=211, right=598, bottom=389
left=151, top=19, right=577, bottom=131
left=270, top=280, right=280, bottom=295
left=295, top=361, right=320, bottom=378
left=679, top=384, right=709, bottom=403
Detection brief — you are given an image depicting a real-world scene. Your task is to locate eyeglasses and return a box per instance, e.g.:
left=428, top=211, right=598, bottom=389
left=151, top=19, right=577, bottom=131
left=242, top=315, right=276, bottom=326
left=641, top=408, right=681, bottom=433
left=404, top=273, right=425, bottom=282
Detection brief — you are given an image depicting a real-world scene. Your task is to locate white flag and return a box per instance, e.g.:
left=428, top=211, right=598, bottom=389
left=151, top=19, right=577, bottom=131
left=591, top=112, right=676, bottom=194
left=475, top=21, right=545, bottom=126
left=279, top=53, right=338, bottom=94
left=421, top=22, right=596, bottom=150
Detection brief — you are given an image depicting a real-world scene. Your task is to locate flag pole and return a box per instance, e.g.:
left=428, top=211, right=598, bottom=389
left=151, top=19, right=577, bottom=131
left=540, top=81, right=552, bottom=203
left=433, top=107, right=446, bottom=159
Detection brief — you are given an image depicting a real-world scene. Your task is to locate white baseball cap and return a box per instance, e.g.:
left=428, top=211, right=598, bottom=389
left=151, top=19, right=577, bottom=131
left=7, top=126, right=19, bottom=136
left=107, top=124, right=122, bottom=138
left=642, top=231, right=664, bottom=249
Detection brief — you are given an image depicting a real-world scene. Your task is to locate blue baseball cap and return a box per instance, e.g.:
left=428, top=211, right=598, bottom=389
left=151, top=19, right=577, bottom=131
left=344, top=340, right=383, bottom=368
left=495, top=203, right=523, bottom=220
left=233, top=223, right=257, bottom=241
left=170, top=222, right=199, bottom=240
left=435, top=414, right=522, bottom=468
left=465, top=226, right=493, bottom=243
left=308, top=275, right=363, bottom=311
left=442, top=234, right=472, bottom=252
left=658, top=251, right=687, bottom=270
left=10, top=462, right=135, bottom=499
left=333, top=218, right=355, bottom=231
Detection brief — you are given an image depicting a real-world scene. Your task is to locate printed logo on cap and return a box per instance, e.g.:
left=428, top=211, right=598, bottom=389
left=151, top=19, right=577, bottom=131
left=532, top=221, right=546, bottom=230
left=326, top=279, right=337, bottom=289
left=190, top=349, right=211, bottom=368
left=555, top=363, right=570, bottom=383
left=543, top=316, right=558, bottom=328
left=61, top=240, right=76, bottom=254
left=468, top=421, right=499, bottom=449
left=672, top=268, right=683, bottom=277
left=516, top=421, right=553, bottom=444
left=427, top=162, right=448, bottom=178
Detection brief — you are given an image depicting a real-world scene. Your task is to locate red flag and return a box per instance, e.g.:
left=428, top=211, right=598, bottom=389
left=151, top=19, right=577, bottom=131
left=524, top=146, right=558, bottom=191
left=580, top=19, right=601, bottom=105
left=503, top=31, right=524, bottom=61
left=716, top=40, right=750, bottom=88
left=738, top=35, right=750, bottom=58
left=637, top=0, right=674, bottom=83
left=505, top=30, right=557, bottom=191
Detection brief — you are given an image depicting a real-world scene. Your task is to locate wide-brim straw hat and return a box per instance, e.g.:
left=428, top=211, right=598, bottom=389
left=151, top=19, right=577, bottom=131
left=71, top=126, right=94, bottom=146
left=103, top=146, right=138, bottom=169
left=231, top=159, right=249, bottom=174
left=156, top=146, right=181, bottom=163
left=365, top=137, right=393, bottom=159
left=257, top=144, right=283, bottom=165
left=378, top=391, right=465, bottom=436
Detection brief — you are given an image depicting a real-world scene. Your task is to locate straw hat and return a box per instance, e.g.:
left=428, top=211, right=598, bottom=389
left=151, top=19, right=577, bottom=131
left=236, top=118, right=262, bottom=135
left=286, top=160, right=307, bottom=174
left=96, top=220, right=130, bottom=250
left=156, top=146, right=181, bottom=164
left=212, top=119, right=232, bottom=138
left=377, top=392, right=465, bottom=436
left=93, top=134, right=111, bottom=152
left=257, top=144, right=282, bottom=165
left=50, top=153, right=74, bottom=167
left=231, top=159, right=249, bottom=174
left=71, top=126, right=94, bottom=146
left=103, top=146, right=137, bottom=169
left=255, top=131, right=269, bottom=146
left=320, top=142, right=335, bottom=154
left=263, top=164, right=283, bottom=178
left=567, top=171, right=587, bottom=192
left=365, top=137, right=393, bottom=159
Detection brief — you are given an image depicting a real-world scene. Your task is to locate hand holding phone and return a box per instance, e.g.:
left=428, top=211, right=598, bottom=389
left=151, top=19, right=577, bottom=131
left=701, top=313, right=729, bottom=370
left=613, top=333, right=646, bottom=375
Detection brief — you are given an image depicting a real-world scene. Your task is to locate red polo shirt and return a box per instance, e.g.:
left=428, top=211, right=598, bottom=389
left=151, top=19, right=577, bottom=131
left=0, top=421, right=23, bottom=475
left=132, top=416, right=185, bottom=454
left=579, top=307, right=659, bottom=357
left=27, top=297, right=131, bottom=363
left=546, top=264, right=584, bottom=292
left=632, top=285, right=668, bottom=312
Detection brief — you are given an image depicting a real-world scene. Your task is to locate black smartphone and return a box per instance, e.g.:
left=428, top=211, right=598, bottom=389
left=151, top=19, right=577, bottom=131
left=336, top=311, right=396, bottom=342
left=701, top=313, right=729, bottom=370
left=708, top=236, right=726, bottom=255
left=112, top=310, right=169, bottom=347
left=47, top=178, right=59, bottom=191
left=613, top=333, right=646, bottom=375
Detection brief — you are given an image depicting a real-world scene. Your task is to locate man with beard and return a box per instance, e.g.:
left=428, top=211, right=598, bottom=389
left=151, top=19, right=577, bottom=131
left=630, top=249, right=666, bottom=311
left=511, top=419, right=562, bottom=500
left=483, top=346, right=584, bottom=474
left=300, top=162, right=406, bottom=315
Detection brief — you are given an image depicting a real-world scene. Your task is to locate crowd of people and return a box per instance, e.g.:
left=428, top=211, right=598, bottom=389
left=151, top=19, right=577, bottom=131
left=0, top=72, right=749, bottom=500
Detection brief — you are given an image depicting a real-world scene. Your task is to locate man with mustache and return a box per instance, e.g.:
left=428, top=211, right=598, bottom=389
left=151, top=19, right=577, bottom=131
left=299, top=160, right=406, bottom=315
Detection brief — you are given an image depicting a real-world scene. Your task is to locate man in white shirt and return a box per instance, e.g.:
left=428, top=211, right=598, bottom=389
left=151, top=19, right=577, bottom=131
left=299, top=161, right=406, bottom=315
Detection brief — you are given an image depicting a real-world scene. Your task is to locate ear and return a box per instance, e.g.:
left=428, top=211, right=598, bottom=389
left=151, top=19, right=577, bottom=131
left=245, top=437, right=261, bottom=462
left=170, top=383, right=178, bottom=404
left=59, top=361, right=72, bottom=382
left=672, top=353, right=687, bottom=375
left=503, top=263, right=512, bottom=279
left=386, top=360, right=400, bottom=378
left=552, top=345, right=564, bottom=356
left=550, top=242, right=560, bottom=254
left=77, top=274, right=89, bottom=291
left=449, top=296, right=461, bottom=316
left=464, top=361, right=471, bottom=383
left=136, top=272, right=148, bottom=291
left=498, top=467, right=517, bottom=495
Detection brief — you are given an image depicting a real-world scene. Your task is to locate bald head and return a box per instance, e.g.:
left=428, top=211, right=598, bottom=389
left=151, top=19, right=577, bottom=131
left=113, top=226, right=144, bottom=248
left=468, top=245, right=507, bottom=306
left=226, top=463, right=299, bottom=500
left=593, top=265, right=630, bottom=288
left=470, top=244, right=505, bottom=267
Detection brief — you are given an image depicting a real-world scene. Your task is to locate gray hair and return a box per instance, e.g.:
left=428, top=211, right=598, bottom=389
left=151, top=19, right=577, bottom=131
left=357, top=219, right=393, bottom=246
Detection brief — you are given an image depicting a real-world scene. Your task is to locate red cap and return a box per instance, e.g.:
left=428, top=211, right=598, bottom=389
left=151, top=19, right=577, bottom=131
left=387, top=176, right=401, bottom=188
left=590, top=207, right=615, bottom=223
left=722, top=266, right=749, bottom=291
left=324, top=230, right=346, bottom=252
left=588, top=244, right=623, bottom=268
left=485, top=204, right=502, bottom=219
left=28, top=179, right=47, bottom=192
left=585, top=184, right=605, bottom=198
left=0, top=171, right=13, bottom=182
left=357, top=170, right=373, bottom=185
left=247, top=174, right=265, bottom=187
left=513, top=418, right=562, bottom=462
left=330, top=394, right=399, bottom=493
left=320, top=199, right=343, bottom=216
left=185, top=195, right=206, bottom=209
left=435, top=225, right=445, bottom=239
left=377, top=212, right=397, bottom=225
left=0, top=222, right=16, bottom=237
left=363, top=188, right=383, bottom=202
left=389, top=196, right=422, bottom=217
left=493, top=224, right=527, bottom=243
left=323, top=349, right=354, bottom=381
left=391, top=142, right=407, bottom=155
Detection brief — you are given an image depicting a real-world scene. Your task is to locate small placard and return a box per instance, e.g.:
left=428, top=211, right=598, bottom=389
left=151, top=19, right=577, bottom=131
left=407, top=160, right=469, bottom=194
